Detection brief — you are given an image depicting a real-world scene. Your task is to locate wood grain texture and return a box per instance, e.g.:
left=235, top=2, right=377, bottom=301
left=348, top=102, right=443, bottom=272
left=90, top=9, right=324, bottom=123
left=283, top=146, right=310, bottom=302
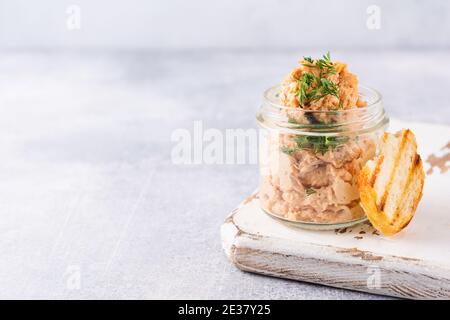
left=222, top=196, right=450, bottom=299
left=221, top=120, right=450, bottom=299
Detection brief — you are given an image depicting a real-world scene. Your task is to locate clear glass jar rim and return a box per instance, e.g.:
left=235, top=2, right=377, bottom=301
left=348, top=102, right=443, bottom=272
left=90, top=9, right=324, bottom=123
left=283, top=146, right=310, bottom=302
left=263, top=84, right=382, bottom=114
left=257, top=84, right=388, bottom=136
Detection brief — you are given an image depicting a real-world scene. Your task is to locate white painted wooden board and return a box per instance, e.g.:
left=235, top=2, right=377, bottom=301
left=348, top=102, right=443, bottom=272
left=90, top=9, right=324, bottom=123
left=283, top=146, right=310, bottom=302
left=221, top=119, right=450, bottom=299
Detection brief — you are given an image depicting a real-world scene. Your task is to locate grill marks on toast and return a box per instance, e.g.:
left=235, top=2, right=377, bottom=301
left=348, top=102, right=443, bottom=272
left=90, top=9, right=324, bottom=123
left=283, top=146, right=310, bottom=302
left=391, top=153, right=418, bottom=224
left=394, top=155, right=424, bottom=229
left=376, top=131, right=409, bottom=212
left=383, top=130, right=418, bottom=222
left=358, top=129, right=425, bottom=236
left=369, top=155, right=384, bottom=187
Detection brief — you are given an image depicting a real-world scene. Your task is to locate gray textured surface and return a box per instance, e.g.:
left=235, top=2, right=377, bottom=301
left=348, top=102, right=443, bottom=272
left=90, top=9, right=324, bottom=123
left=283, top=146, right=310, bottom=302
left=0, top=49, right=448, bottom=299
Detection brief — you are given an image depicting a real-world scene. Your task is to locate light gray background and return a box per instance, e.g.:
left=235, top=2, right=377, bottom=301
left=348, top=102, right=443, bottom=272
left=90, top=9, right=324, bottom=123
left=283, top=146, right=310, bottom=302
left=0, top=0, right=448, bottom=299
left=1, top=0, right=450, bottom=49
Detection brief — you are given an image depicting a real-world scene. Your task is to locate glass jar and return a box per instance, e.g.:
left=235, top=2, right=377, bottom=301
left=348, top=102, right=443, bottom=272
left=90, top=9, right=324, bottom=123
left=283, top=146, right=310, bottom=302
left=257, top=85, right=389, bottom=230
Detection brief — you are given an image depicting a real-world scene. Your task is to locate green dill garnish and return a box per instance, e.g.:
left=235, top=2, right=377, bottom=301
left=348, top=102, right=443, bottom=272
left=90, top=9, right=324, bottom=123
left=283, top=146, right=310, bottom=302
left=287, top=116, right=328, bottom=129
left=287, top=117, right=299, bottom=124
left=319, top=78, right=339, bottom=99
left=288, top=123, right=324, bottom=130
left=294, top=135, right=309, bottom=147
left=281, top=134, right=350, bottom=155
left=294, top=134, right=349, bottom=154
left=305, top=187, right=317, bottom=196
left=285, top=118, right=349, bottom=154
left=303, top=56, right=314, bottom=65
left=296, top=72, right=317, bottom=106
left=302, top=52, right=336, bottom=77
left=280, top=146, right=297, bottom=156
left=296, top=52, right=341, bottom=108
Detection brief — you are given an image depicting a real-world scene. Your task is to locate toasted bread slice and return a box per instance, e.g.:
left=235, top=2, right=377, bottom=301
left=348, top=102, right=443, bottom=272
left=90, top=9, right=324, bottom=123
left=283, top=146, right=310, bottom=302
left=358, top=129, right=425, bottom=236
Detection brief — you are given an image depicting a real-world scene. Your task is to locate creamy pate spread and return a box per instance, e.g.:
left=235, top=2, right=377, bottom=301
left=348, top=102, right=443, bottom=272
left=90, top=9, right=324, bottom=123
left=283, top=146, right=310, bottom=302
left=260, top=54, right=376, bottom=223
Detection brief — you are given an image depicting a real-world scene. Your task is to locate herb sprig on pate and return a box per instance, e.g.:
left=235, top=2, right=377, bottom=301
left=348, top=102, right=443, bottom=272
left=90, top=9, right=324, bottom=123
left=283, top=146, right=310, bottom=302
left=294, top=52, right=341, bottom=108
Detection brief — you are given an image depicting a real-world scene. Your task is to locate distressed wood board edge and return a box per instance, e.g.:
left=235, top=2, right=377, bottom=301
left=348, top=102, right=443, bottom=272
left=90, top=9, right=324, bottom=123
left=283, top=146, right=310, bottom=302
left=221, top=193, right=450, bottom=300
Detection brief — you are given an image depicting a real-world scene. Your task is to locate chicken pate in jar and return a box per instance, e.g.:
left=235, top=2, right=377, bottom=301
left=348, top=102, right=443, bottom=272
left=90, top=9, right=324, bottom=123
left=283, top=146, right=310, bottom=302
left=257, top=53, right=389, bottom=229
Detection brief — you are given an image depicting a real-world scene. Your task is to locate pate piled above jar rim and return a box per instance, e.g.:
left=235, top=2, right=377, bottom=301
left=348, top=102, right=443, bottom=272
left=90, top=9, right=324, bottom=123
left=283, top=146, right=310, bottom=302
left=257, top=84, right=388, bottom=136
